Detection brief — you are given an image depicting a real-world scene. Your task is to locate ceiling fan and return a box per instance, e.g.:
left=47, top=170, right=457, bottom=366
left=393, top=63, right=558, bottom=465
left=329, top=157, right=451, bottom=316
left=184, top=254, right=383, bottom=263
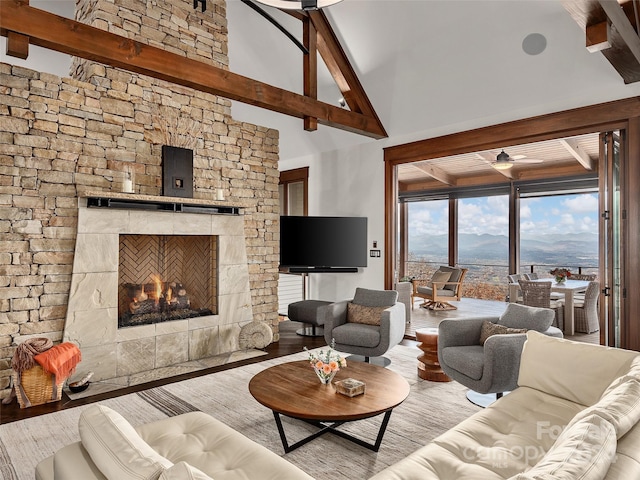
left=492, top=149, right=543, bottom=170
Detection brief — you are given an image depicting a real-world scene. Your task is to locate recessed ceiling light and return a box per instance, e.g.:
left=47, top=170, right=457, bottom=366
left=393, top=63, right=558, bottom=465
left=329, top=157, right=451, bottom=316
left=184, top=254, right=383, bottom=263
left=522, top=33, right=547, bottom=56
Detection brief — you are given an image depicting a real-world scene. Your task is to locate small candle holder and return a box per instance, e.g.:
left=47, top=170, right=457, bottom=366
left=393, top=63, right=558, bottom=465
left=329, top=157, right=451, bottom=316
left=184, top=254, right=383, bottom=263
left=122, top=168, right=134, bottom=193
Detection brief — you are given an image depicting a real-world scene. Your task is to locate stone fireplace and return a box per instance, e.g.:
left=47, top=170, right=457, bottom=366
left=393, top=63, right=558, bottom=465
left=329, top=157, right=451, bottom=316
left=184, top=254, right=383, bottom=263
left=62, top=193, right=254, bottom=385
left=0, top=0, right=280, bottom=400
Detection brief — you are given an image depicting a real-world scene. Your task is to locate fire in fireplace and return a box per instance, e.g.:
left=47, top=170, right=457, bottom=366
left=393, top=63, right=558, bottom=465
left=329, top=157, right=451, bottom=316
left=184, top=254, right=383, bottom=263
left=118, top=234, right=217, bottom=328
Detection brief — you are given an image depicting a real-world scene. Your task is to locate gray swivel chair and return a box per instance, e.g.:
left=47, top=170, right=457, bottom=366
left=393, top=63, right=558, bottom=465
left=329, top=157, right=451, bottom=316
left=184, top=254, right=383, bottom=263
left=324, top=287, right=406, bottom=367
left=438, top=303, right=563, bottom=406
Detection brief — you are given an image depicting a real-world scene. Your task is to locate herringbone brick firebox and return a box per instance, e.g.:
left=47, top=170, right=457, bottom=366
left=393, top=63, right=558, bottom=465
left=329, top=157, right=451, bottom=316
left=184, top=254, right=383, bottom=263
left=118, top=234, right=218, bottom=328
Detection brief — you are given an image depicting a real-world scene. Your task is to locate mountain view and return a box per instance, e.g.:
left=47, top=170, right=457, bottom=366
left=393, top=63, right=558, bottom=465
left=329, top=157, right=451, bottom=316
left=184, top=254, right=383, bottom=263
left=409, top=232, right=599, bottom=268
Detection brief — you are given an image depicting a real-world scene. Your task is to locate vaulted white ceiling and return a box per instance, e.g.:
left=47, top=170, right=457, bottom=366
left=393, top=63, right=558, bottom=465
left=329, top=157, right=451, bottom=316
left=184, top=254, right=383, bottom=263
left=226, top=0, right=640, bottom=161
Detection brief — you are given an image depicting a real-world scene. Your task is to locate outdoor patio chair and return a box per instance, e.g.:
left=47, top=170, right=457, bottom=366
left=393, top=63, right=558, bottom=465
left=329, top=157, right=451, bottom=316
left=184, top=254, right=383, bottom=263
left=518, top=280, right=565, bottom=331
left=570, top=274, right=597, bottom=302
left=506, top=274, right=524, bottom=302
left=413, top=266, right=468, bottom=311
left=570, top=273, right=597, bottom=281
left=574, top=281, right=600, bottom=334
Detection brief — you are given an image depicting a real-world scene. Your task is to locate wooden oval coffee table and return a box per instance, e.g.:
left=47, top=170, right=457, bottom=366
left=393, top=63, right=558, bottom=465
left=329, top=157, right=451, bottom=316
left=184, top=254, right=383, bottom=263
left=249, top=360, right=410, bottom=452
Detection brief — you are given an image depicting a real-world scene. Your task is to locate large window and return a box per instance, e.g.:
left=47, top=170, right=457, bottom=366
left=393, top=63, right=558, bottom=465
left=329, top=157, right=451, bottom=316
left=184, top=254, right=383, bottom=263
left=405, top=200, right=448, bottom=281
left=458, top=195, right=509, bottom=301
left=399, top=178, right=598, bottom=302
left=520, top=192, right=598, bottom=279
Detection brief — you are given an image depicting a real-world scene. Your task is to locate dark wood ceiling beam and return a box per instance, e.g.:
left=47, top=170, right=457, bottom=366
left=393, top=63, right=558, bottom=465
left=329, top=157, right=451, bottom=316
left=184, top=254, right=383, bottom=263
left=598, top=0, right=640, bottom=65
left=308, top=11, right=387, bottom=137
left=562, top=0, right=640, bottom=83
left=0, top=1, right=387, bottom=139
left=6, top=30, right=29, bottom=59
left=586, top=21, right=611, bottom=52
left=3, top=0, right=29, bottom=59
left=303, top=16, right=318, bottom=132
left=384, top=96, right=639, bottom=165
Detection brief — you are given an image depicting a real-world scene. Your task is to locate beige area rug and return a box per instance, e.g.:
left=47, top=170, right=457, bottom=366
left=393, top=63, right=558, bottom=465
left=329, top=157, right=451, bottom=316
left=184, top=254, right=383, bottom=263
left=0, top=345, right=481, bottom=480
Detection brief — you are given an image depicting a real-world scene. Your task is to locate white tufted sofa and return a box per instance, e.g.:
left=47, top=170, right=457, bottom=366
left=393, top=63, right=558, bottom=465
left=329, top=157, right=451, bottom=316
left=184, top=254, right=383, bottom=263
left=35, top=405, right=314, bottom=480
left=370, top=331, right=640, bottom=480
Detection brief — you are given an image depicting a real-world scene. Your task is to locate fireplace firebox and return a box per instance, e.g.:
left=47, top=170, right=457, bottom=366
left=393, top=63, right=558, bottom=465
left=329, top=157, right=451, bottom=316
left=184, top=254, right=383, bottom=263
left=118, top=234, right=218, bottom=328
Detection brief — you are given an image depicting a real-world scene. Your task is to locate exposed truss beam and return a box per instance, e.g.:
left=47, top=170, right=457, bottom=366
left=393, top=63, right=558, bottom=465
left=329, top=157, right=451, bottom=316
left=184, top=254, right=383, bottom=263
left=562, top=0, right=640, bottom=83
left=0, top=1, right=387, bottom=139
left=598, top=0, right=640, bottom=65
left=411, top=163, right=456, bottom=186
left=303, top=16, right=318, bottom=131
left=305, top=10, right=387, bottom=136
left=559, top=138, right=595, bottom=170
left=6, top=30, right=28, bottom=59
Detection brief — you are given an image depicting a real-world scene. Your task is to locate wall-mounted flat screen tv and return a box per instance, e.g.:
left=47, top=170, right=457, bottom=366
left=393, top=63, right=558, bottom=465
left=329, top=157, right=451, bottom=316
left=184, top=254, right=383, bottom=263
left=280, top=216, right=367, bottom=272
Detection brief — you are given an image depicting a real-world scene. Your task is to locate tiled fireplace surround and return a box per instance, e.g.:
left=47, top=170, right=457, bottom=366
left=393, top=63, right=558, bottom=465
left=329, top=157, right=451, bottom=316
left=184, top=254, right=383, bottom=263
left=62, top=195, right=254, bottom=387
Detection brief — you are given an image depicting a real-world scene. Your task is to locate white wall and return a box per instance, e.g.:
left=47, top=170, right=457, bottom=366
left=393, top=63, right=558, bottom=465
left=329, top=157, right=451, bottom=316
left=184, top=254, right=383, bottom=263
left=280, top=143, right=387, bottom=302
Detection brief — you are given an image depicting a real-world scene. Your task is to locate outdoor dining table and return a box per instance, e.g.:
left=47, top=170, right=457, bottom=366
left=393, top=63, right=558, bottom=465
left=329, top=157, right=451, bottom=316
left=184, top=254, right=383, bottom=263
left=508, top=279, right=590, bottom=336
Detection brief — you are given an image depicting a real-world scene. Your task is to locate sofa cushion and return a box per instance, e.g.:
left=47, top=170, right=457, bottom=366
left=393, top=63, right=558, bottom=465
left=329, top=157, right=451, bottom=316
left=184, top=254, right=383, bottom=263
left=159, top=462, right=213, bottom=480
left=602, top=356, right=640, bottom=397
left=439, top=266, right=463, bottom=291
left=518, top=331, right=639, bottom=406
left=479, top=320, right=526, bottom=345
left=331, top=322, right=380, bottom=348
left=441, top=345, right=484, bottom=380
left=137, top=412, right=315, bottom=480
left=511, top=414, right=617, bottom=480
left=416, top=285, right=454, bottom=297
left=369, top=386, right=585, bottom=480
left=430, top=270, right=452, bottom=285
left=347, top=302, right=387, bottom=326
left=568, top=378, right=640, bottom=439
left=79, top=404, right=172, bottom=480
left=497, top=303, right=553, bottom=332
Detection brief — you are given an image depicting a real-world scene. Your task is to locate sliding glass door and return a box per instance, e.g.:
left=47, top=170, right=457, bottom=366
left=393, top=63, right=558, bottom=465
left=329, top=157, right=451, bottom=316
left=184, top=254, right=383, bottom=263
left=599, top=131, right=624, bottom=347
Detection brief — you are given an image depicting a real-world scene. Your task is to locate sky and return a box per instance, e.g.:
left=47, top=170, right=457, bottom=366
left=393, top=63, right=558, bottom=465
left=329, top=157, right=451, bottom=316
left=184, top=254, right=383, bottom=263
left=408, top=192, right=599, bottom=238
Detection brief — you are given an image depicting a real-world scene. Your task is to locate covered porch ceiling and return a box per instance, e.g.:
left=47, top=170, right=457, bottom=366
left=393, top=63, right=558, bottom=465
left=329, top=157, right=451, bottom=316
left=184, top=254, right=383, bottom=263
left=398, top=133, right=600, bottom=192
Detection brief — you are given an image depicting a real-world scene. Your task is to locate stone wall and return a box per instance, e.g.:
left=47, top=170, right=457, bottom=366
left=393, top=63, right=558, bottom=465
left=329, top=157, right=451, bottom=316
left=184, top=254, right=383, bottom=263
left=0, top=0, right=280, bottom=399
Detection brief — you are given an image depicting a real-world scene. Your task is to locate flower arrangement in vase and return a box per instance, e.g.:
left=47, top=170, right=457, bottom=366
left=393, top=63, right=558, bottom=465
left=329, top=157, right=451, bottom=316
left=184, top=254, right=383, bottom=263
left=549, top=268, right=571, bottom=284
left=304, top=340, right=347, bottom=385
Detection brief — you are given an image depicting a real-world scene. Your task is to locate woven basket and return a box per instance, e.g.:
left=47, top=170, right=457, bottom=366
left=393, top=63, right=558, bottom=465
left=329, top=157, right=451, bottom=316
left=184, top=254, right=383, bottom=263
left=13, top=365, right=64, bottom=409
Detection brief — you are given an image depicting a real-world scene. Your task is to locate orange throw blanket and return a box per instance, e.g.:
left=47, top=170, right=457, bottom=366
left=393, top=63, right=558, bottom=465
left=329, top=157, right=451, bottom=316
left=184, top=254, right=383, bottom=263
left=34, top=342, right=81, bottom=384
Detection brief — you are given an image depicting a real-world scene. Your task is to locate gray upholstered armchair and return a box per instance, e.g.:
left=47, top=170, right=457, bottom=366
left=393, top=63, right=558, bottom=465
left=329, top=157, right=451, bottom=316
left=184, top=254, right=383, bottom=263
left=438, top=303, right=563, bottom=405
left=324, top=287, right=406, bottom=365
